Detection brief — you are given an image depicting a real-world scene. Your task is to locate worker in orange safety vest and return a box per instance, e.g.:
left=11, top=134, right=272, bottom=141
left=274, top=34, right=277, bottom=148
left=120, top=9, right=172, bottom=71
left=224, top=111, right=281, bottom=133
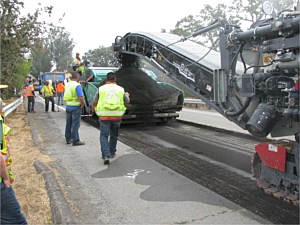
left=24, top=80, right=36, bottom=113
left=56, top=81, right=65, bottom=106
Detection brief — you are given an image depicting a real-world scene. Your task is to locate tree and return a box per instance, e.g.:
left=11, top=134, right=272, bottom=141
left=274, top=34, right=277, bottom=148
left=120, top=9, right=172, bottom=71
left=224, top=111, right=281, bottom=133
left=47, top=26, right=74, bottom=72
left=171, top=15, right=198, bottom=37
left=84, top=46, right=119, bottom=67
left=229, top=0, right=296, bottom=26
left=0, top=0, right=52, bottom=97
left=193, top=3, right=228, bottom=49
left=170, top=0, right=296, bottom=49
left=171, top=4, right=228, bottom=50
left=30, top=39, right=53, bottom=77
left=228, top=0, right=263, bottom=26
left=14, top=58, right=32, bottom=95
left=272, top=0, right=297, bottom=12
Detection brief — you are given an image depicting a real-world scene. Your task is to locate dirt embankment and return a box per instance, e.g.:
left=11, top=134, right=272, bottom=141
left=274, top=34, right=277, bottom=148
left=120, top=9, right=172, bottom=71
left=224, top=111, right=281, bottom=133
left=4, top=103, right=52, bottom=224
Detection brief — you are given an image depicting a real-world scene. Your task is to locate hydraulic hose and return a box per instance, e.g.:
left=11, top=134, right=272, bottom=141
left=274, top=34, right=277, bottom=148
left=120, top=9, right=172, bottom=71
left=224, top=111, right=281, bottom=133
left=221, top=97, right=252, bottom=117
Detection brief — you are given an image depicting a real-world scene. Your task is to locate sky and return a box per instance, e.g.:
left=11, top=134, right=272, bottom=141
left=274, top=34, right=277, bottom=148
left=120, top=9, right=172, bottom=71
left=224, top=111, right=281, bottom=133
left=21, top=0, right=225, bottom=55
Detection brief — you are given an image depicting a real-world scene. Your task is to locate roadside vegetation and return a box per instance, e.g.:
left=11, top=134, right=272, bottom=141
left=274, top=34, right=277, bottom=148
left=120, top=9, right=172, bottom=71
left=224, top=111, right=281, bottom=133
left=4, top=100, right=52, bottom=224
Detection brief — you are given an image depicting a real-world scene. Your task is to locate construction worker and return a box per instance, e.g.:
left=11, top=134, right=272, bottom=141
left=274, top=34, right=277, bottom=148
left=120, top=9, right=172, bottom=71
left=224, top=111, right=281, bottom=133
left=64, top=71, right=85, bottom=146
left=72, top=53, right=85, bottom=77
left=41, top=80, right=56, bottom=112
left=73, top=53, right=81, bottom=71
left=56, top=81, right=65, bottom=105
left=0, top=85, right=27, bottom=224
left=24, top=80, right=36, bottom=113
left=92, top=72, right=130, bottom=165
left=77, top=63, right=86, bottom=77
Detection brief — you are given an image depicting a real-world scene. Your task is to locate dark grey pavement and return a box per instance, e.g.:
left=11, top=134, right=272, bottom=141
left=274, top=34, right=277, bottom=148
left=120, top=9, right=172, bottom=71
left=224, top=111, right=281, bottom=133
left=178, top=108, right=293, bottom=140
left=27, top=96, right=271, bottom=224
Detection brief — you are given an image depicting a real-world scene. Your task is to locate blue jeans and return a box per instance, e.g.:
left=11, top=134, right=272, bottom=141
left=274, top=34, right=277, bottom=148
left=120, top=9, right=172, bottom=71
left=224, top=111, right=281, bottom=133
left=99, top=120, right=121, bottom=159
left=65, top=107, right=82, bottom=143
left=57, top=92, right=64, bottom=105
left=45, top=96, right=55, bottom=111
left=0, top=182, right=27, bottom=224
left=27, top=96, right=35, bottom=112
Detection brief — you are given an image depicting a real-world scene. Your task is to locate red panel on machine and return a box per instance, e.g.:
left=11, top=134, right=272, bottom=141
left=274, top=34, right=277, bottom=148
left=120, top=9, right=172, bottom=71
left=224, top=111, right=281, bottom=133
left=255, top=143, right=286, bottom=173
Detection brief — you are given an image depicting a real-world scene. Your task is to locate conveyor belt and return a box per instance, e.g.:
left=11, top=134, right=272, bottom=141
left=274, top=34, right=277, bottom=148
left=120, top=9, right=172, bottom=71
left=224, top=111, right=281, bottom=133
left=114, top=31, right=247, bottom=129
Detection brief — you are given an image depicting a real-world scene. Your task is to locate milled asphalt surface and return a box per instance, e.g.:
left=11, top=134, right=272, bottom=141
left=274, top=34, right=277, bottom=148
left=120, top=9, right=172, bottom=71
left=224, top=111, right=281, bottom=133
left=27, top=96, right=271, bottom=224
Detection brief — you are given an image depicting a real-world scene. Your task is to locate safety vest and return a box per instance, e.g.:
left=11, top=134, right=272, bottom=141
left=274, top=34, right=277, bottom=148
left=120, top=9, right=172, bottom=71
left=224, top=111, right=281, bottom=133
left=73, top=58, right=81, bottom=66
left=56, top=83, right=65, bottom=93
left=0, top=116, right=14, bottom=183
left=95, top=83, right=126, bottom=117
left=77, top=65, right=85, bottom=77
left=25, top=84, right=34, bottom=97
left=64, top=81, right=81, bottom=106
left=41, top=85, right=54, bottom=97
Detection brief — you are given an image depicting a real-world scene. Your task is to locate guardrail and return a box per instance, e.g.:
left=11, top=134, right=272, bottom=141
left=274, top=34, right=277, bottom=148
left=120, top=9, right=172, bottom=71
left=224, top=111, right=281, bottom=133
left=1, top=97, right=209, bottom=118
left=2, top=96, right=23, bottom=118
left=184, top=98, right=204, bottom=104
left=184, top=98, right=213, bottom=110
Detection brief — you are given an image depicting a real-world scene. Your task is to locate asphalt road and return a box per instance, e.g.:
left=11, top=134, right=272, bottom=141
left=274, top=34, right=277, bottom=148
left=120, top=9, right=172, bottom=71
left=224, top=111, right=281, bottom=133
left=26, top=97, right=278, bottom=224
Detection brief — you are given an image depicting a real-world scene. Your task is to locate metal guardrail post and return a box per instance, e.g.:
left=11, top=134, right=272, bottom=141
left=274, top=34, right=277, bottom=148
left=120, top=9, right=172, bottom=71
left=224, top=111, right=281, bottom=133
left=2, top=97, right=23, bottom=118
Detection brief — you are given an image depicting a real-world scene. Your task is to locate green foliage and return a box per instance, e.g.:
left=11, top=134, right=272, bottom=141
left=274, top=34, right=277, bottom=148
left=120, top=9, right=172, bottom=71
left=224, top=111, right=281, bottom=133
left=1, top=0, right=75, bottom=99
left=84, top=46, right=119, bottom=67
left=30, top=40, right=53, bottom=77
left=228, top=0, right=263, bottom=24
left=14, top=59, right=32, bottom=95
left=48, top=26, right=74, bottom=72
left=229, top=0, right=296, bottom=24
left=0, top=58, right=31, bottom=98
left=169, top=0, right=296, bottom=49
left=171, top=15, right=198, bottom=37
left=171, top=4, right=229, bottom=50
left=0, top=0, right=52, bottom=98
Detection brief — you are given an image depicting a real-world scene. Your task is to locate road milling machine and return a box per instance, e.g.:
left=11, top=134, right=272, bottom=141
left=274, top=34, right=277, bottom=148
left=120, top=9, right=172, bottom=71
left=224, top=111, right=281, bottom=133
left=113, top=1, right=300, bottom=204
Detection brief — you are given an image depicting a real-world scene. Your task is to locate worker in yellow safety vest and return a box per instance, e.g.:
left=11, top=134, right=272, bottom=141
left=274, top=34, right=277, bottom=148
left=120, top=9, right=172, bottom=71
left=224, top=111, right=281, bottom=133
left=64, top=71, right=85, bottom=146
left=72, top=52, right=85, bottom=77
left=73, top=52, right=81, bottom=70
left=0, top=85, right=27, bottom=224
left=1, top=122, right=13, bottom=183
left=41, top=80, right=56, bottom=112
left=92, top=72, right=130, bottom=165
left=0, top=86, right=14, bottom=184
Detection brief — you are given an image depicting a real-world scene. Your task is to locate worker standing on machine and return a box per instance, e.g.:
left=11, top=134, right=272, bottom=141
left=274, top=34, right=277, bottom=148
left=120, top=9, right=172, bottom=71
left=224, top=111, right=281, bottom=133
left=72, top=53, right=85, bottom=77
left=72, top=53, right=81, bottom=71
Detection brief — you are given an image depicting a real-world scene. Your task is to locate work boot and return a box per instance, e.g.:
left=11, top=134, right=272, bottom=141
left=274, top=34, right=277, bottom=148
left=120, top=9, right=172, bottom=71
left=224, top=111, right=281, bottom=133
left=103, top=157, right=110, bottom=165
left=73, top=141, right=85, bottom=146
